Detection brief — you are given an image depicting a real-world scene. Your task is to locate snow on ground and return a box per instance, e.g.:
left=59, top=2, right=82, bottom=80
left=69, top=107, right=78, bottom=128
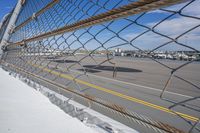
left=0, top=68, right=98, bottom=133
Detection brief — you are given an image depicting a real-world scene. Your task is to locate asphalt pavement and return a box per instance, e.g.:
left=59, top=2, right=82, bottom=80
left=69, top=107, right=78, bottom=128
left=4, top=54, right=200, bottom=132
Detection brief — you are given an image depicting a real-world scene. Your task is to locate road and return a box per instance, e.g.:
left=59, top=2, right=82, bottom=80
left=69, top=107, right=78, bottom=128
left=39, top=55, right=200, bottom=97
left=4, top=54, right=200, bottom=132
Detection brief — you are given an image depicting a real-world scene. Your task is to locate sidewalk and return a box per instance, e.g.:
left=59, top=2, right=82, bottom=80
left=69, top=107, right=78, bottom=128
left=0, top=67, right=98, bottom=133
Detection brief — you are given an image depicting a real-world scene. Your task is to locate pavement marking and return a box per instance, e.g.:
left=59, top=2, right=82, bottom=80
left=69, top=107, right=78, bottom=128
left=30, top=63, right=199, bottom=122
left=47, top=64, right=194, bottom=98
left=69, top=69, right=194, bottom=98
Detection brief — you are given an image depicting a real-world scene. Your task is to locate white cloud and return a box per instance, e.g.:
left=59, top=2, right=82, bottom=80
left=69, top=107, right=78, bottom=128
left=123, top=0, right=200, bottom=51
left=181, top=2, right=200, bottom=17
left=123, top=15, right=200, bottom=51
left=5, top=6, right=13, bottom=9
left=149, top=17, right=199, bottom=37
left=147, top=0, right=200, bottom=16
left=148, top=0, right=200, bottom=37
left=124, top=30, right=200, bottom=51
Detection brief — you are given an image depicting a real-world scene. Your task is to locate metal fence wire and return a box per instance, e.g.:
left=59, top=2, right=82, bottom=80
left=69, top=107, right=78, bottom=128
left=0, top=0, right=200, bottom=133
left=0, top=12, right=13, bottom=43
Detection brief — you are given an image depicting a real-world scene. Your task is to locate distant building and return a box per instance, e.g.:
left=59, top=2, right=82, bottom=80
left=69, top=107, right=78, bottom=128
left=113, top=48, right=122, bottom=56
left=112, top=49, right=199, bottom=61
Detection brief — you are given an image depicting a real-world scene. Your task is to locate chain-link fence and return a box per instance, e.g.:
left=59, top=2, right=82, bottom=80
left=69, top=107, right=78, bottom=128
left=1, top=0, right=200, bottom=132
left=0, top=12, right=13, bottom=44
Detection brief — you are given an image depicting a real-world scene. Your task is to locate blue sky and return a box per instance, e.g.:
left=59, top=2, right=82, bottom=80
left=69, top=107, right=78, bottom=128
left=1, top=0, right=199, bottom=51
left=0, top=0, right=17, bottom=21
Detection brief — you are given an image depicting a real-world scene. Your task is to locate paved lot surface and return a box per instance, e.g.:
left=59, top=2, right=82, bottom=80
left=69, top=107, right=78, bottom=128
left=39, top=55, right=200, bottom=97
left=4, top=54, right=200, bottom=132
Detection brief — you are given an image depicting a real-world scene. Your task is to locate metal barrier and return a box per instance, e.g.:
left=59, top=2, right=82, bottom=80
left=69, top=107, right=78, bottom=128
left=0, top=13, right=12, bottom=43
left=1, top=0, right=200, bottom=132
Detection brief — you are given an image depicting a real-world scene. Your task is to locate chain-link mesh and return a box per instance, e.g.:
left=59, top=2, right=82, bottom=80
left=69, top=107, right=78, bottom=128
left=0, top=11, right=13, bottom=43
left=1, top=0, right=200, bottom=132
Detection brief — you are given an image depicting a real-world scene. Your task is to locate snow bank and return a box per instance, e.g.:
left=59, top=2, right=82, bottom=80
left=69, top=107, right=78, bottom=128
left=0, top=68, right=98, bottom=133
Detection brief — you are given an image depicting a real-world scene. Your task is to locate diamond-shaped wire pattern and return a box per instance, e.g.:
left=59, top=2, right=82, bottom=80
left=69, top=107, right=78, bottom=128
left=1, top=0, right=200, bottom=132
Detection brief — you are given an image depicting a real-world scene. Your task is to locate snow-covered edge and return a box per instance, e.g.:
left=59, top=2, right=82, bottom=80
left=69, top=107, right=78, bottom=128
left=6, top=69, right=138, bottom=133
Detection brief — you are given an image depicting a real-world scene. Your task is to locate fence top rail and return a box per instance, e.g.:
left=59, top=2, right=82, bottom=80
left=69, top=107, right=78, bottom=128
left=9, top=0, right=183, bottom=46
left=14, top=0, right=59, bottom=32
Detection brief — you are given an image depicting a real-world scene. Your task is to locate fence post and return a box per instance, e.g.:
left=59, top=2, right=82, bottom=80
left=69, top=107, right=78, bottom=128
left=0, top=0, right=23, bottom=55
